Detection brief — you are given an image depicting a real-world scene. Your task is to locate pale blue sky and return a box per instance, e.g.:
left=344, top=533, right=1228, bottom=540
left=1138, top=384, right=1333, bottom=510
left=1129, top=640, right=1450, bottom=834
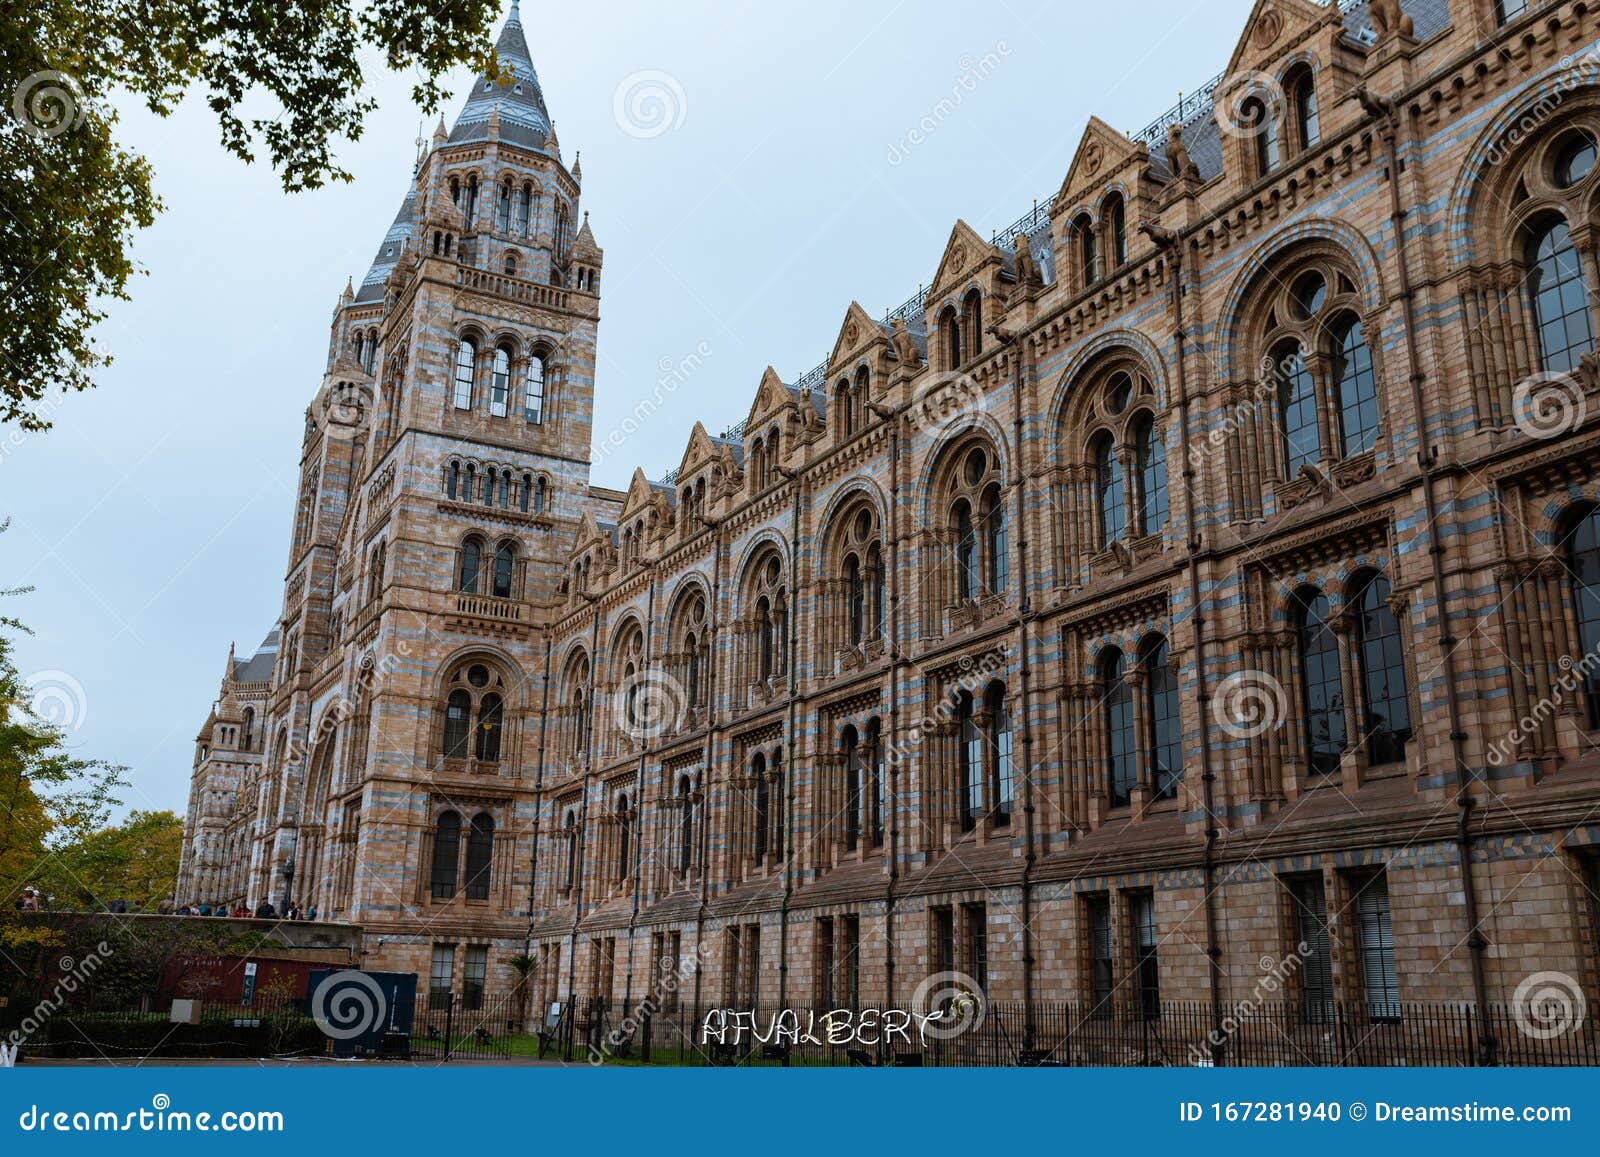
left=6, top=0, right=1250, bottom=815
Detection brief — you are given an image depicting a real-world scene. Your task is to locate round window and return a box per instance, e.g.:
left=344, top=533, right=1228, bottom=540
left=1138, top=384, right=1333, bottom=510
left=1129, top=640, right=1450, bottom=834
left=963, top=448, right=987, bottom=486
left=1106, top=372, right=1134, bottom=415
left=1290, top=271, right=1327, bottom=320
left=467, top=665, right=489, bottom=687
left=1555, top=131, right=1597, bottom=188
left=853, top=509, right=873, bottom=542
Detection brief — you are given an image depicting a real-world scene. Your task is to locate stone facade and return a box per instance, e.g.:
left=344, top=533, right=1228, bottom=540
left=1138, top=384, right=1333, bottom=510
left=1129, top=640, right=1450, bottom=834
left=180, top=0, right=1600, bottom=1028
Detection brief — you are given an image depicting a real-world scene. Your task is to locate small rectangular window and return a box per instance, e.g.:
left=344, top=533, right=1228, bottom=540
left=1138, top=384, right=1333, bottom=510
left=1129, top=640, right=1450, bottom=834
left=1352, top=871, right=1400, bottom=1021
left=816, top=917, right=834, bottom=1007
left=1129, top=892, right=1160, bottom=1018
left=463, top=945, right=487, bottom=1011
left=842, top=916, right=861, bottom=1008
left=429, top=943, right=455, bottom=1010
left=933, top=906, right=955, bottom=980
left=1288, top=877, right=1335, bottom=1023
left=964, top=902, right=988, bottom=994
left=1087, top=895, right=1113, bottom=1016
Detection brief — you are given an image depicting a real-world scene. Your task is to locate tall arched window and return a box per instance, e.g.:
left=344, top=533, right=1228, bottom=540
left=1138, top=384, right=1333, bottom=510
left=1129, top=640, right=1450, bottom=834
left=492, top=543, right=515, bottom=598
left=962, top=291, right=983, bottom=360
left=1275, top=340, right=1320, bottom=474
left=988, top=683, right=1013, bottom=825
left=1105, top=194, right=1127, bottom=269
left=496, top=181, right=512, bottom=232
left=241, top=707, right=255, bottom=753
left=1331, top=317, right=1378, bottom=457
left=465, top=813, right=494, bottom=899
left=982, top=485, right=1008, bottom=594
left=1143, top=636, right=1181, bottom=799
left=615, top=794, right=632, bottom=880
left=490, top=346, right=511, bottom=416
left=1103, top=649, right=1135, bottom=807
left=756, top=596, right=775, bottom=682
left=842, top=725, right=862, bottom=851
left=957, top=691, right=982, bottom=831
left=1135, top=416, right=1167, bottom=535
left=845, top=554, right=865, bottom=645
left=867, top=718, right=886, bottom=847
left=942, top=305, right=963, bottom=368
left=431, top=811, right=461, bottom=899
left=459, top=537, right=482, bottom=593
left=867, top=543, right=886, bottom=639
left=1353, top=574, right=1411, bottom=765
left=1076, top=214, right=1098, bottom=286
left=1095, top=435, right=1125, bottom=547
left=443, top=689, right=472, bottom=758
left=475, top=693, right=503, bottom=761
left=1244, top=94, right=1280, bottom=176
left=1297, top=590, right=1346, bottom=776
left=453, top=338, right=476, bottom=410
left=1528, top=218, right=1596, bottom=373
left=954, top=499, right=978, bottom=599
left=1563, top=506, right=1600, bottom=727
left=524, top=354, right=546, bottom=424
left=752, top=753, right=770, bottom=863
left=677, top=775, right=695, bottom=873
left=562, top=810, right=578, bottom=892
left=1287, top=66, right=1318, bottom=151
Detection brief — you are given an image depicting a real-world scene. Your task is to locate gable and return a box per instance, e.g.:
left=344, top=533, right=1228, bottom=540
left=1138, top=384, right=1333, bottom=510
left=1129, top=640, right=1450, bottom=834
left=1054, top=116, right=1144, bottom=210
left=925, top=219, right=995, bottom=302
left=828, top=301, right=887, bottom=370
left=1222, top=0, right=1336, bottom=80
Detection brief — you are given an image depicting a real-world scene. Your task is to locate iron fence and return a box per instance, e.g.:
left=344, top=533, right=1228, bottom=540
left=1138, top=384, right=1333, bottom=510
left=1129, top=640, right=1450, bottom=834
left=0, top=991, right=329, bottom=1060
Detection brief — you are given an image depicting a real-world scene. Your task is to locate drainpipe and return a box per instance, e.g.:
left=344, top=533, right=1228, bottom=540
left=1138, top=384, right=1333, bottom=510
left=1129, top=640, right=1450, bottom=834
left=1357, top=86, right=1494, bottom=1062
left=692, top=515, right=727, bottom=1017
left=775, top=467, right=804, bottom=1010
left=524, top=633, right=554, bottom=958
left=987, top=322, right=1038, bottom=1051
left=621, top=567, right=660, bottom=1017
left=869, top=402, right=904, bottom=1007
left=1140, top=219, right=1226, bottom=1063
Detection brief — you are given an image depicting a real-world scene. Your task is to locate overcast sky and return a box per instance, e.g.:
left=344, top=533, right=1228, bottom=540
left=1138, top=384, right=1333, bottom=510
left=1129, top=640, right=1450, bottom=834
left=6, top=0, right=1251, bottom=816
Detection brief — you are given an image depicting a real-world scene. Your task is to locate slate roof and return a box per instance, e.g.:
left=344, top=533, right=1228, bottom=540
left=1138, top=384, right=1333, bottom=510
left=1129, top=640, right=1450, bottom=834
left=448, top=0, right=552, bottom=151
left=231, top=630, right=280, bottom=684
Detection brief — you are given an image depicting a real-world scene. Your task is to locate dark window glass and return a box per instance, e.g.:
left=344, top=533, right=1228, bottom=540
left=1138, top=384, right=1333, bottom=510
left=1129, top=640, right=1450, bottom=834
left=1131, top=893, right=1160, bottom=1018
left=1495, top=0, right=1529, bottom=23
left=678, top=777, right=695, bottom=873
left=934, top=907, right=955, bottom=978
left=1108, top=197, right=1127, bottom=267
left=1276, top=342, right=1320, bottom=474
left=492, top=544, right=514, bottom=599
left=990, top=688, right=1013, bottom=826
left=1136, top=417, right=1167, bottom=534
left=1557, top=133, right=1597, bottom=188
left=1293, top=75, right=1319, bottom=150
left=1355, top=575, right=1411, bottom=764
left=752, top=755, right=769, bottom=863
left=1145, top=638, right=1181, bottom=799
left=846, top=554, right=864, bottom=644
left=475, top=693, right=502, bottom=762
left=985, top=489, right=1009, bottom=594
left=955, top=500, right=979, bottom=600
left=1332, top=317, right=1379, bottom=457
left=459, top=539, right=481, bottom=593
left=1077, top=216, right=1098, bottom=285
left=843, top=728, right=862, bottom=851
left=1088, top=897, right=1114, bottom=1015
left=1563, top=507, right=1600, bottom=727
left=965, top=904, right=988, bottom=994
left=1354, top=873, right=1400, bottom=1021
left=958, top=693, right=982, bottom=830
left=1298, top=590, right=1346, bottom=775
left=1096, top=437, right=1125, bottom=547
left=444, top=690, right=472, bottom=759
left=464, top=814, right=493, bottom=900
left=1104, top=649, right=1135, bottom=807
left=1528, top=219, right=1595, bottom=374
left=429, top=944, right=454, bottom=1008
left=430, top=812, right=461, bottom=899
left=462, top=945, right=487, bottom=1010
left=1246, top=96, right=1280, bottom=175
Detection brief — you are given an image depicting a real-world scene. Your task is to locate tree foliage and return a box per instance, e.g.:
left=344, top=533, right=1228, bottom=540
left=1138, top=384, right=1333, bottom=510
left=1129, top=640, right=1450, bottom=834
left=2, top=0, right=504, bottom=428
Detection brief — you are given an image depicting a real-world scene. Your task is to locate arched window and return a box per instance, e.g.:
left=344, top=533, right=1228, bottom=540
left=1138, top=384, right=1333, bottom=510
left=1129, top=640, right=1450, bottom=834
left=1135, top=416, right=1168, bottom=535
left=453, top=338, right=476, bottom=409
left=1095, top=435, right=1125, bottom=547
left=957, top=692, right=982, bottom=831
left=492, top=543, right=515, bottom=599
left=1353, top=574, right=1411, bottom=765
left=1290, top=69, right=1318, bottom=151
left=459, top=537, right=482, bottom=593
left=367, top=542, right=386, bottom=603
left=1562, top=506, right=1600, bottom=727
left=464, top=813, right=494, bottom=899
left=496, top=181, right=512, bottom=231
left=756, top=596, right=775, bottom=682
left=1297, top=590, right=1346, bottom=776
left=1105, top=194, right=1127, bottom=269
left=1244, top=94, right=1280, bottom=176
left=444, top=690, right=472, bottom=758
left=942, top=305, right=963, bottom=368
left=463, top=175, right=478, bottom=225
left=1275, top=340, right=1320, bottom=474
left=534, top=476, right=547, bottom=513
left=524, top=354, right=546, bottom=424
left=867, top=718, right=886, bottom=847
left=475, top=693, right=503, bottom=762
left=615, top=794, right=632, bottom=880
left=836, top=380, right=855, bottom=438
left=430, top=811, right=461, bottom=899
left=842, top=725, right=862, bottom=851
left=447, top=460, right=460, bottom=501
left=988, top=683, right=1013, bottom=825
left=845, top=554, right=865, bottom=645
left=752, top=753, right=770, bottom=863
left=867, top=543, right=886, bottom=640
left=504, top=253, right=517, bottom=277
left=675, top=775, right=695, bottom=873
left=490, top=347, right=511, bottom=417
left=1143, top=636, right=1181, bottom=799
left=562, top=810, right=578, bottom=892
left=517, top=185, right=532, bottom=236
left=1527, top=218, right=1595, bottom=374
left=954, top=499, right=978, bottom=600
left=1075, top=214, right=1098, bottom=286
left=982, top=485, right=1008, bottom=594
left=241, top=707, right=255, bottom=753
left=962, top=290, right=983, bottom=360
left=1331, top=317, right=1378, bottom=457
left=1103, top=649, right=1135, bottom=808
